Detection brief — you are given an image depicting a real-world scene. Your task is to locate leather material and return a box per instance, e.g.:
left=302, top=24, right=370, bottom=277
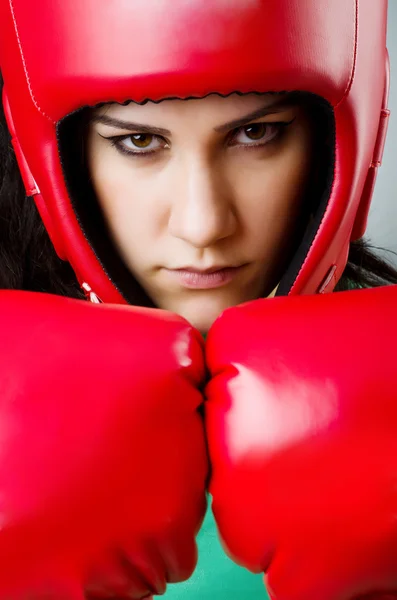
left=205, top=286, right=397, bottom=599
left=0, top=291, right=207, bottom=599
left=0, top=0, right=390, bottom=301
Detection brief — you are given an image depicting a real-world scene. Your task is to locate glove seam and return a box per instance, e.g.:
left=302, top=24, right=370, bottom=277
left=334, top=0, right=358, bottom=109
left=8, top=0, right=55, bottom=123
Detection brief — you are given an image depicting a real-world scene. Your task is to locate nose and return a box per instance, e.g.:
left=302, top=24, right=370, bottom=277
left=168, top=157, right=237, bottom=248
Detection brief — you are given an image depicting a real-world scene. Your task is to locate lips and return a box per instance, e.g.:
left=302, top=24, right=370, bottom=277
left=173, top=264, right=235, bottom=273
left=165, top=265, right=246, bottom=290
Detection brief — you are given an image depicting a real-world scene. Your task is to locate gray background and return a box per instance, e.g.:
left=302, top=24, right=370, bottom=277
left=366, top=3, right=397, bottom=262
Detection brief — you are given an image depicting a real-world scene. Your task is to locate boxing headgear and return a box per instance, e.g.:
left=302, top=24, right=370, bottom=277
left=0, top=0, right=390, bottom=303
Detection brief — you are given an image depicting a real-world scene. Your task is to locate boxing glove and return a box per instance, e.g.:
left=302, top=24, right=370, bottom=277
left=205, top=286, right=397, bottom=600
left=0, top=290, right=207, bottom=599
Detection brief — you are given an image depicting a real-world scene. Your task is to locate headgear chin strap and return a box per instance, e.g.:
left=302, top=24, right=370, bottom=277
left=0, top=0, right=390, bottom=303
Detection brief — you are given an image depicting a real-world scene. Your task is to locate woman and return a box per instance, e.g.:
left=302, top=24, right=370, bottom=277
left=0, top=0, right=396, bottom=598
left=1, top=0, right=396, bottom=330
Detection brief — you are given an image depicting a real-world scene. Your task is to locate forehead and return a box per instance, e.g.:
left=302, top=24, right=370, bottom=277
left=4, top=0, right=355, bottom=121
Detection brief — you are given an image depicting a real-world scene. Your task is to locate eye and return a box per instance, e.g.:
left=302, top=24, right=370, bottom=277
left=230, top=120, right=294, bottom=148
left=100, top=132, right=170, bottom=157
left=117, top=133, right=166, bottom=153
left=240, top=123, right=271, bottom=141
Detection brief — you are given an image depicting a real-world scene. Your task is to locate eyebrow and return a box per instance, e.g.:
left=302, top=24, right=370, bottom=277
left=91, top=96, right=295, bottom=136
left=91, top=114, right=171, bottom=136
left=214, top=98, right=295, bottom=132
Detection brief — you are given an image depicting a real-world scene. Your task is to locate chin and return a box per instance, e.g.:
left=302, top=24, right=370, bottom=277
left=171, top=293, right=251, bottom=335
left=175, top=305, right=220, bottom=335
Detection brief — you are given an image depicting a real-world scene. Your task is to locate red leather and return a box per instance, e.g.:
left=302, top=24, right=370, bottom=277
left=206, top=286, right=397, bottom=600
left=0, top=291, right=207, bottom=599
left=0, top=0, right=390, bottom=301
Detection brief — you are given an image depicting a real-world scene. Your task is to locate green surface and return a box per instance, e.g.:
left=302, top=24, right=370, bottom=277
left=159, top=503, right=268, bottom=599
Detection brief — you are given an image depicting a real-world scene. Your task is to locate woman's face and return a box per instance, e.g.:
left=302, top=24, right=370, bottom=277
left=87, top=93, right=313, bottom=332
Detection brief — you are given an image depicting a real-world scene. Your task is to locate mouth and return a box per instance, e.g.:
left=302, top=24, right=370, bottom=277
left=164, top=265, right=247, bottom=290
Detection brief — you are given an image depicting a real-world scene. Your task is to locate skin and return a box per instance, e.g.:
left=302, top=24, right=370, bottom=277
left=86, top=93, right=314, bottom=333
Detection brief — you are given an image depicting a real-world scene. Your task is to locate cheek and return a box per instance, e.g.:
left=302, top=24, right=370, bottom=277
left=231, top=137, right=312, bottom=246
left=87, top=146, right=166, bottom=266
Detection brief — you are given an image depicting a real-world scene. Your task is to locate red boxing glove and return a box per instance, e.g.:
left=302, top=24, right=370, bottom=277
left=0, top=291, right=207, bottom=599
left=206, top=286, right=397, bottom=600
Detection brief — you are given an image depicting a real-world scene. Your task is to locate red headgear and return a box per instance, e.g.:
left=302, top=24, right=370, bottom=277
left=0, top=0, right=390, bottom=303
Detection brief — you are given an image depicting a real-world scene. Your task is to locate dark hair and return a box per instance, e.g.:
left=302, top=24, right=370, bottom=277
left=1, top=75, right=396, bottom=299
left=335, top=239, right=397, bottom=291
